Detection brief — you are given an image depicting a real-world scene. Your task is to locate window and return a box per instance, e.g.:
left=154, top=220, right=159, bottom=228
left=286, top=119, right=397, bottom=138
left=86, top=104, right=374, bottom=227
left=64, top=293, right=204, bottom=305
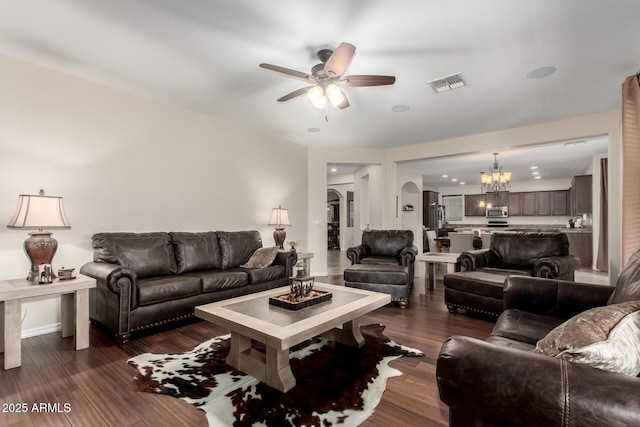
left=443, top=195, right=463, bottom=221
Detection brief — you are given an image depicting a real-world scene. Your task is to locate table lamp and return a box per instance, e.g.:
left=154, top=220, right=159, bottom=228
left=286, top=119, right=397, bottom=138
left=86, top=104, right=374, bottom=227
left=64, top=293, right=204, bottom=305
left=268, top=205, right=290, bottom=249
left=6, top=190, right=71, bottom=281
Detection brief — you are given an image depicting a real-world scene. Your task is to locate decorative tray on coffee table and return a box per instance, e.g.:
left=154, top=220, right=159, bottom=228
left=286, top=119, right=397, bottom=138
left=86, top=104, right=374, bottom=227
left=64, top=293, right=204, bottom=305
left=269, top=290, right=332, bottom=311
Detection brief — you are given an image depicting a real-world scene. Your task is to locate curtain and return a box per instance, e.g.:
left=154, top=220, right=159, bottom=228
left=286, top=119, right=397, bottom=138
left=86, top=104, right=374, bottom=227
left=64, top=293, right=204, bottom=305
left=596, top=158, right=608, bottom=271
left=622, top=73, right=640, bottom=265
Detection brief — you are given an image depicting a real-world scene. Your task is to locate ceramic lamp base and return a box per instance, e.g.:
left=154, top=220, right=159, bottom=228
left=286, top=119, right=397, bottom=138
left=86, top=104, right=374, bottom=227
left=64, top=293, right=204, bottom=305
left=273, top=228, right=286, bottom=249
left=24, top=231, right=58, bottom=281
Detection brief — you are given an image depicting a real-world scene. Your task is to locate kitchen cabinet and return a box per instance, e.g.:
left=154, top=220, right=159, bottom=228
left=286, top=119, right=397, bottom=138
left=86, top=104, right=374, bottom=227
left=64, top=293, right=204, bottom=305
left=521, top=192, right=537, bottom=216
left=571, top=175, right=592, bottom=214
left=423, top=191, right=439, bottom=226
left=536, top=190, right=570, bottom=216
left=566, top=231, right=593, bottom=268
left=508, top=192, right=522, bottom=216
left=464, top=194, right=486, bottom=217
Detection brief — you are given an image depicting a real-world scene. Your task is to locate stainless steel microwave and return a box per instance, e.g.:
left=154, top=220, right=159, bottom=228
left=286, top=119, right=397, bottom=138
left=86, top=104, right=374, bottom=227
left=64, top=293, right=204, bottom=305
left=486, top=206, right=508, bottom=218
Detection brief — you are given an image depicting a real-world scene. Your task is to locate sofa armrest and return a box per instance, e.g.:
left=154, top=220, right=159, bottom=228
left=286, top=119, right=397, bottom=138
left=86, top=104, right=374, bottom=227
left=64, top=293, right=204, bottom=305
left=458, top=249, right=495, bottom=271
left=437, top=336, right=640, bottom=427
left=534, top=254, right=582, bottom=279
left=503, top=276, right=614, bottom=317
left=346, top=244, right=371, bottom=265
left=80, top=261, right=137, bottom=294
left=400, top=245, right=418, bottom=265
left=273, top=250, right=297, bottom=277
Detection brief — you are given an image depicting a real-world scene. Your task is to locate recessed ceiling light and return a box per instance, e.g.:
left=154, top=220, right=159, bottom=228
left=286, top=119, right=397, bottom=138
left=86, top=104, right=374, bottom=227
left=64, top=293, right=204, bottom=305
left=307, top=127, right=321, bottom=133
left=530, top=166, right=538, bottom=170
left=532, top=171, right=540, bottom=175
left=460, top=182, right=465, bottom=185
left=451, top=178, right=457, bottom=182
left=534, top=176, right=542, bottom=179
left=526, top=66, right=556, bottom=79
left=330, top=167, right=337, bottom=172
left=442, top=174, right=448, bottom=178
left=391, top=105, right=410, bottom=113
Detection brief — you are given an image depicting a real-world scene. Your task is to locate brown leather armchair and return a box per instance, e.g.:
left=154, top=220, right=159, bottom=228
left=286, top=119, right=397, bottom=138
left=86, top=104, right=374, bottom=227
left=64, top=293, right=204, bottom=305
left=346, top=229, right=418, bottom=279
left=436, top=248, right=640, bottom=427
left=458, top=231, right=582, bottom=280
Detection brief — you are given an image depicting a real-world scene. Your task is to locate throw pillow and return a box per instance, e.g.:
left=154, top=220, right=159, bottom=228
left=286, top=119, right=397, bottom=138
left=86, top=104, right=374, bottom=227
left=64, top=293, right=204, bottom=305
left=532, top=301, right=640, bottom=376
left=241, top=247, right=279, bottom=269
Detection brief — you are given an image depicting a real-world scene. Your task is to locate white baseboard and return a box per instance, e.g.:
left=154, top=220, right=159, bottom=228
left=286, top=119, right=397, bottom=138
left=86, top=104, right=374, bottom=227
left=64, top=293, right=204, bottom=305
left=22, top=322, right=61, bottom=339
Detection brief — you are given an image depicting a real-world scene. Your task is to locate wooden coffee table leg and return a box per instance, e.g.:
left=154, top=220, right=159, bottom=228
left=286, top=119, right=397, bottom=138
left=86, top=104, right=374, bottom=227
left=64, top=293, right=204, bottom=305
left=226, top=331, right=251, bottom=370
left=266, top=346, right=296, bottom=393
left=341, top=319, right=365, bottom=348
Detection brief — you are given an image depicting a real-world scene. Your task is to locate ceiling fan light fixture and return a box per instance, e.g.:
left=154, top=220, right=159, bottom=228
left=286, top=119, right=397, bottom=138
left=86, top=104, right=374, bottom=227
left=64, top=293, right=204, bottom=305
left=326, top=84, right=345, bottom=108
left=308, top=86, right=326, bottom=109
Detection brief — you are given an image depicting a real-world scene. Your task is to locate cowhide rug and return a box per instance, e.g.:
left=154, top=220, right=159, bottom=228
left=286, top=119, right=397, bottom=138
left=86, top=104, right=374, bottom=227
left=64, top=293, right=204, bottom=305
left=128, top=324, right=423, bottom=427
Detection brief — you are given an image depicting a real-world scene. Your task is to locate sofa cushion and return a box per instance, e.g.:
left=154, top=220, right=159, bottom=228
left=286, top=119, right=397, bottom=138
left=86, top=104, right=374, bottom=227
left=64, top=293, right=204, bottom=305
left=137, top=276, right=202, bottom=306
left=241, top=246, right=279, bottom=269
left=491, top=232, right=569, bottom=268
left=533, top=301, right=640, bottom=376
left=217, top=231, right=263, bottom=269
left=362, top=230, right=413, bottom=257
left=360, top=256, right=401, bottom=266
left=170, top=232, right=222, bottom=274
left=491, top=309, right=566, bottom=345
left=243, top=265, right=285, bottom=285
left=189, top=270, right=249, bottom=293
left=92, top=232, right=177, bottom=278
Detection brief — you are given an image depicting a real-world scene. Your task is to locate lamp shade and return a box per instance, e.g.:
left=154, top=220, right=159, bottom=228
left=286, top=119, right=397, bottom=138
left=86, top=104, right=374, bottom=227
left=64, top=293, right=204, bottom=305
left=268, top=206, right=290, bottom=227
left=7, top=193, right=71, bottom=230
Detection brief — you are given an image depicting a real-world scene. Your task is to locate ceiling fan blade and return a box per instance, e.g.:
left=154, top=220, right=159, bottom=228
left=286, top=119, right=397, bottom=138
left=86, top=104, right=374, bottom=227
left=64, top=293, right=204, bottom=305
left=324, top=42, right=356, bottom=77
left=277, top=86, right=313, bottom=103
left=342, top=75, right=396, bottom=87
left=259, top=63, right=312, bottom=83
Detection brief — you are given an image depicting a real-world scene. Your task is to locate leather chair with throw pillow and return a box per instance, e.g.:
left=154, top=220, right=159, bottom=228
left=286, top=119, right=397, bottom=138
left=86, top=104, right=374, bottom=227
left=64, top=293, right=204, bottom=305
left=435, top=248, right=640, bottom=427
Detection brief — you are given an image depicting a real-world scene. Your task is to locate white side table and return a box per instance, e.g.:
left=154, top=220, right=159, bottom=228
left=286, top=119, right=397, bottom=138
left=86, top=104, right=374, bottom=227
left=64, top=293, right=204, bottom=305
left=0, top=274, right=96, bottom=370
left=416, top=253, right=460, bottom=293
left=295, top=252, right=314, bottom=275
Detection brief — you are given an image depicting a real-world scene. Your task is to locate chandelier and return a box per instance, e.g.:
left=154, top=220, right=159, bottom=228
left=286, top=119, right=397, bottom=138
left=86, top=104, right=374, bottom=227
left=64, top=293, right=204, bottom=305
left=479, top=153, right=511, bottom=209
left=481, top=153, right=512, bottom=193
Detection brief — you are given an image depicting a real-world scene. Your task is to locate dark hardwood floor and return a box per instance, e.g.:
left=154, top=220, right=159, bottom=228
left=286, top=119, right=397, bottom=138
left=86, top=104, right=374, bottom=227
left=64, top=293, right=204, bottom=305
left=1, top=253, right=497, bottom=426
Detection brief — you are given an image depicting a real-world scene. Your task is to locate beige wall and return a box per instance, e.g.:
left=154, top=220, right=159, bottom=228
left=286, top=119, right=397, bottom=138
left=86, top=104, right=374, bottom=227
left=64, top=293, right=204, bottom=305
left=0, top=56, right=308, bottom=335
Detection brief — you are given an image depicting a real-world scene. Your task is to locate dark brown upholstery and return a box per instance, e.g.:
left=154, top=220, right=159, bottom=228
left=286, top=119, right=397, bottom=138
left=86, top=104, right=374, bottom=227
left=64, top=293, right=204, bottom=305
left=436, top=248, right=640, bottom=427
left=458, top=232, right=582, bottom=280
left=81, top=231, right=296, bottom=343
left=344, top=230, right=417, bottom=308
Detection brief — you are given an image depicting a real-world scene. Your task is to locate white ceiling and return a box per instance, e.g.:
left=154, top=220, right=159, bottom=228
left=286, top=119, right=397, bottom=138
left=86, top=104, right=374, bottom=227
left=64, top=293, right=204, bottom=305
left=1, top=1, right=638, bottom=156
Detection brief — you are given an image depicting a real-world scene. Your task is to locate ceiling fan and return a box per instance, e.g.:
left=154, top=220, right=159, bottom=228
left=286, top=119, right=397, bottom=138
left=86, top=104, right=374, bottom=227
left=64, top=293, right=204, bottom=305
left=260, top=42, right=396, bottom=110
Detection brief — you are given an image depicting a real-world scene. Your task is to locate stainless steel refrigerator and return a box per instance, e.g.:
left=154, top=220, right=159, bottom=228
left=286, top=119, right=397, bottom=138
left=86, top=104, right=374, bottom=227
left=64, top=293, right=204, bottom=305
left=429, top=203, right=446, bottom=236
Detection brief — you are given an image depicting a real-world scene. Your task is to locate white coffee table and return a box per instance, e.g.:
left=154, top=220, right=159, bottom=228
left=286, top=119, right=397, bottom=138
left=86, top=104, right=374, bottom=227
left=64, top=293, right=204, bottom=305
left=1, top=274, right=96, bottom=369
left=195, top=282, right=390, bottom=392
left=416, top=252, right=460, bottom=293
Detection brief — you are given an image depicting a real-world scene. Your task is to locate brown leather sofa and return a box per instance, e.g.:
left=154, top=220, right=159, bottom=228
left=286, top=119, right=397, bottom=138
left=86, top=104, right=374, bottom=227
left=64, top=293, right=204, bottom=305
left=80, top=230, right=296, bottom=343
left=458, top=231, right=582, bottom=280
left=436, top=248, right=640, bottom=427
left=344, top=230, right=418, bottom=307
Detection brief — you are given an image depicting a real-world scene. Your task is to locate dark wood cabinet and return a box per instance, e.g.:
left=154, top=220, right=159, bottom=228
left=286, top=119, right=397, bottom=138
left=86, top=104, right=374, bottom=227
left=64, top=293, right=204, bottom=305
left=566, top=231, right=593, bottom=268
left=571, top=175, right=592, bottom=214
left=464, top=194, right=487, bottom=216
left=423, top=191, right=439, bottom=226
left=521, top=192, right=537, bottom=216
left=536, top=191, right=552, bottom=215
left=508, top=192, right=522, bottom=216
left=552, top=190, right=570, bottom=215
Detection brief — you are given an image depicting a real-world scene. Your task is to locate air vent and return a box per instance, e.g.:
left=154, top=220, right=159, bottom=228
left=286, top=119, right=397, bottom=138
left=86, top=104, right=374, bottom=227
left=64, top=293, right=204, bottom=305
left=428, top=73, right=466, bottom=93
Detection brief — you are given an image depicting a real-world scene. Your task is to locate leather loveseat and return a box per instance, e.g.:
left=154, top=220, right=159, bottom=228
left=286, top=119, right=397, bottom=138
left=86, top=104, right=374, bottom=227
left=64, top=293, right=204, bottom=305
left=436, top=248, right=640, bottom=427
left=458, top=231, right=581, bottom=280
left=80, top=230, right=296, bottom=343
